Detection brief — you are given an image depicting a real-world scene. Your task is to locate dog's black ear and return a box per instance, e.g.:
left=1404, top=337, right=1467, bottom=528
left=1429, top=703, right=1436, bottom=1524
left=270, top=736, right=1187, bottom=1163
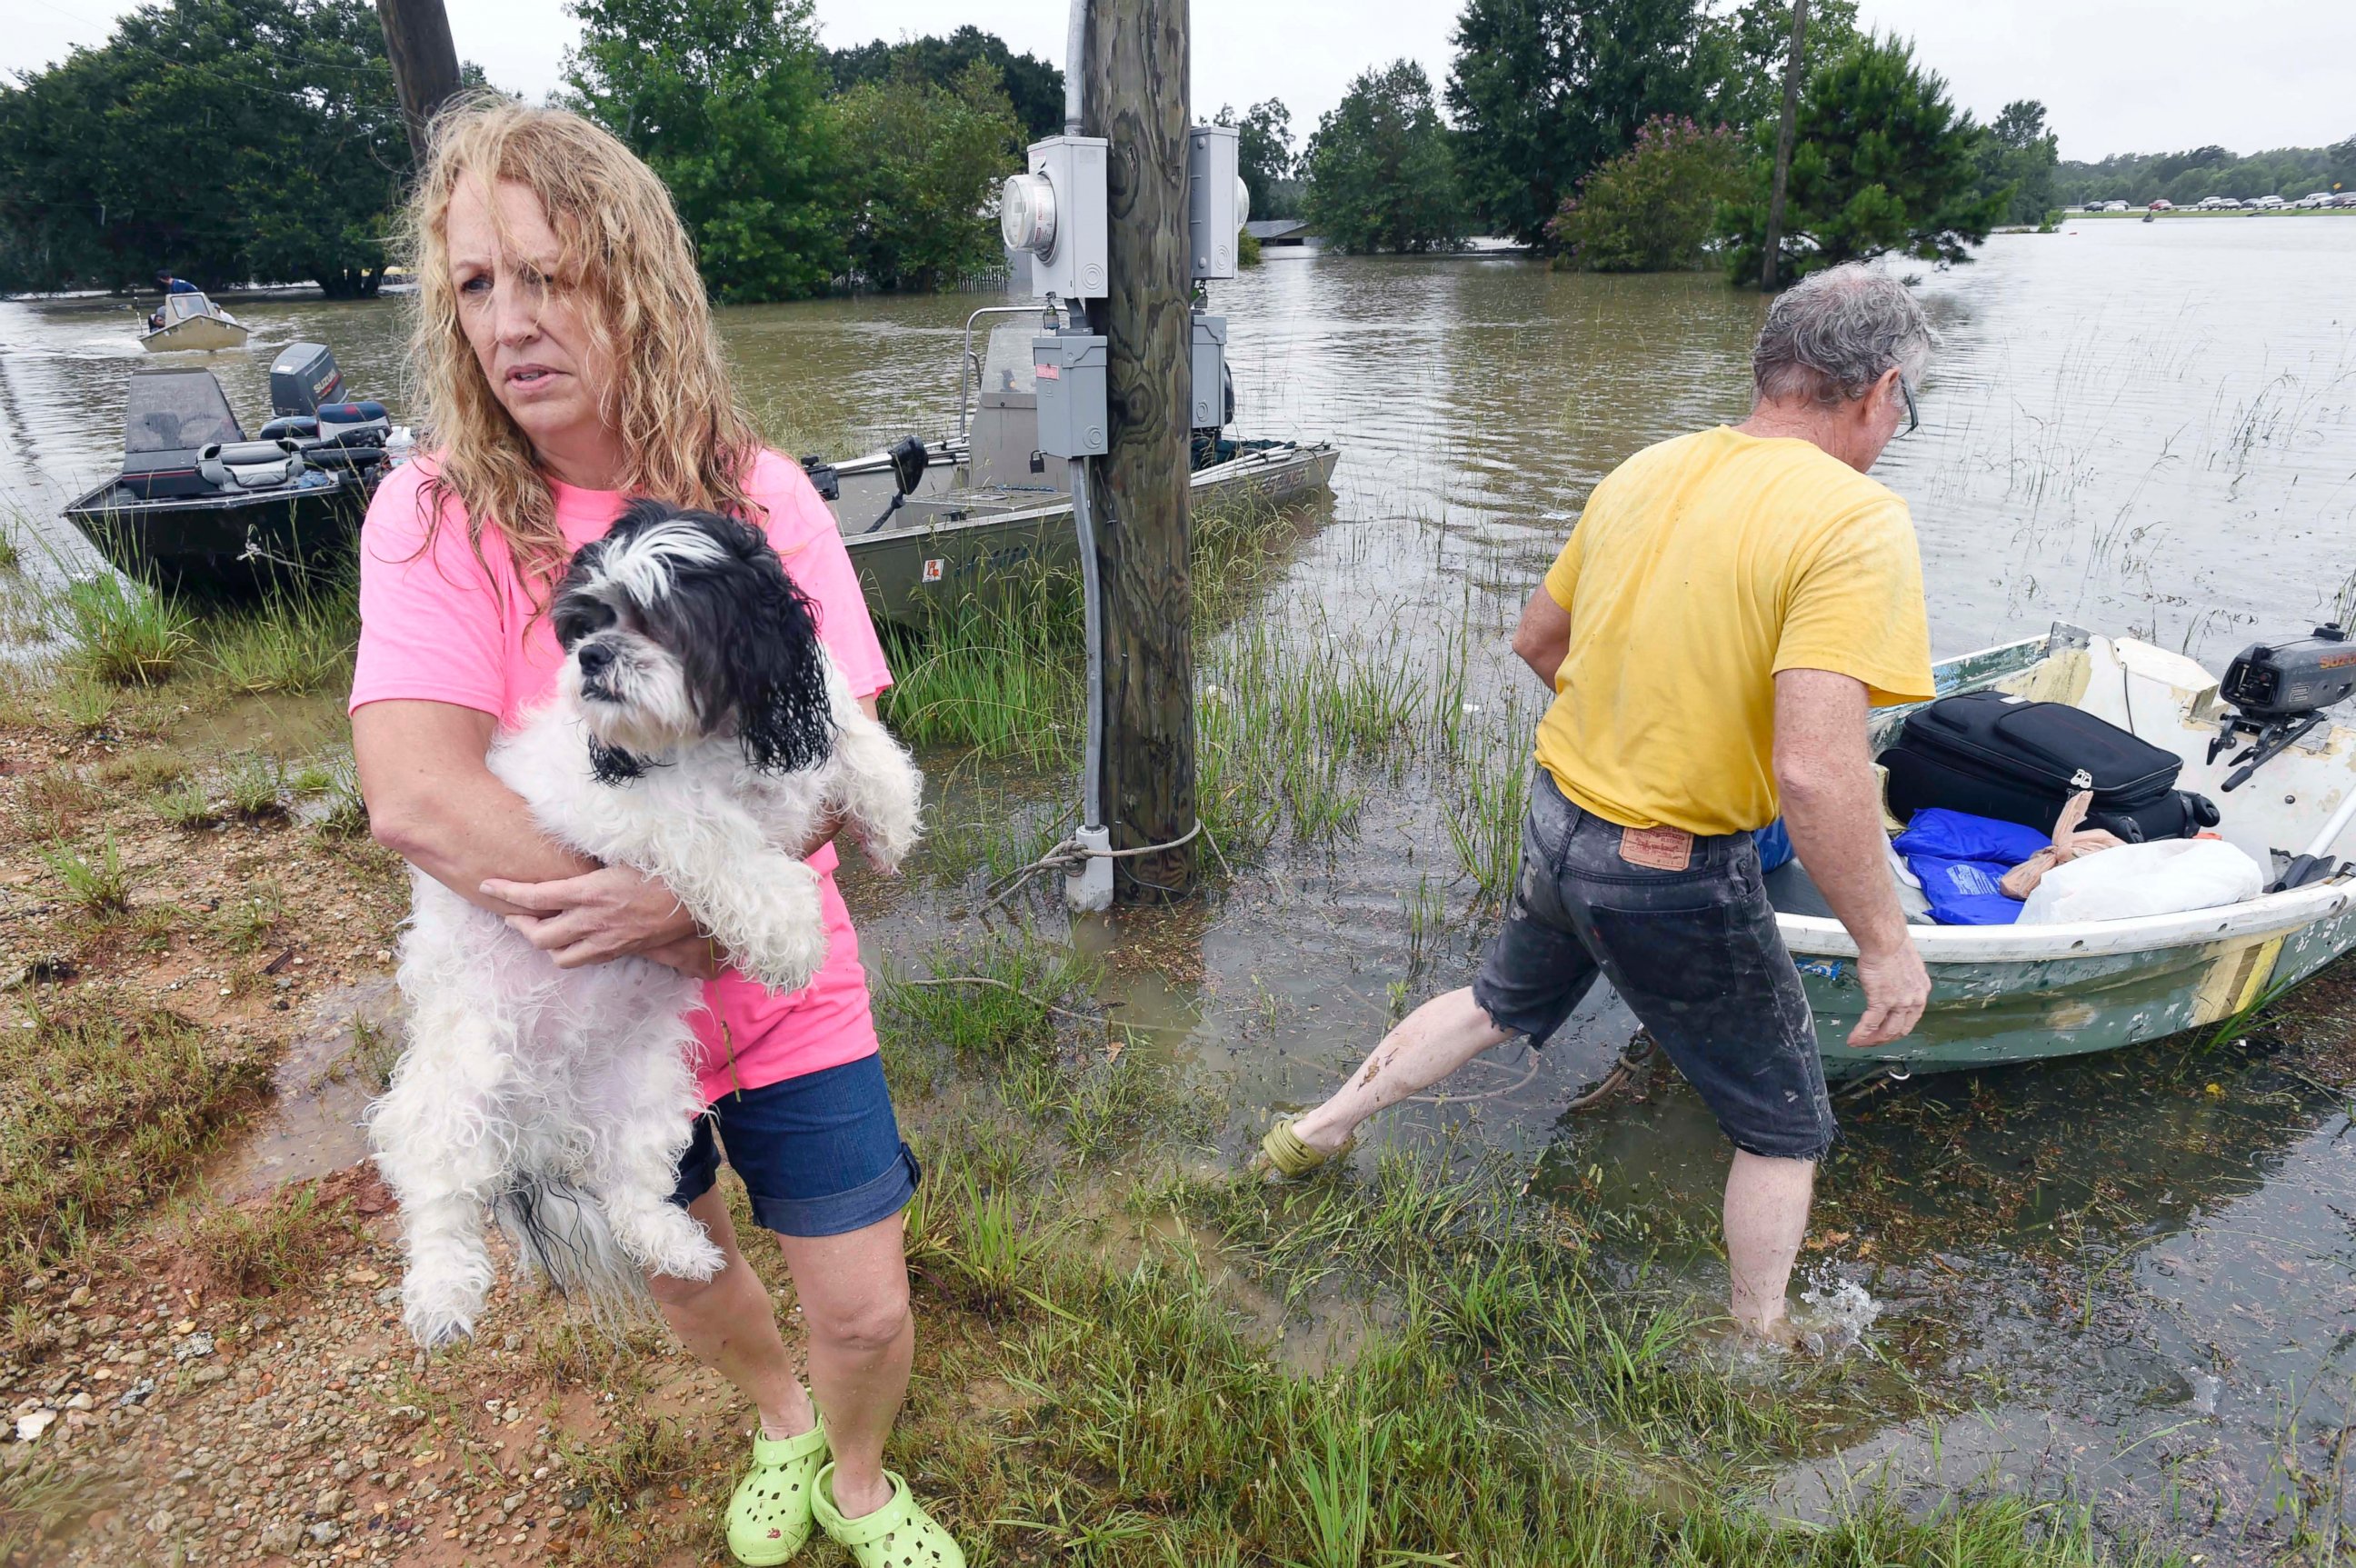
left=722, top=529, right=835, bottom=775
left=639, top=509, right=835, bottom=774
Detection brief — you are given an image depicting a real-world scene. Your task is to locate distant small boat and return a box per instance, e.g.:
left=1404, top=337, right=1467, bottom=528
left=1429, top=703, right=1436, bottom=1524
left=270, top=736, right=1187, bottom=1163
left=140, top=290, right=250, bottom=353
left=1772, top=624, right=2356, bottom=1079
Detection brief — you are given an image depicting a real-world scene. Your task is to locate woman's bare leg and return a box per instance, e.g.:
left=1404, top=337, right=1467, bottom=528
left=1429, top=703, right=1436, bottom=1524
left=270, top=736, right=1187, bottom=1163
left=773, top=1213, right=912, bottom=1520
left=644, top=1187, right=814, bottom=1435
left=1288, top=987, right=1516, bottom=1154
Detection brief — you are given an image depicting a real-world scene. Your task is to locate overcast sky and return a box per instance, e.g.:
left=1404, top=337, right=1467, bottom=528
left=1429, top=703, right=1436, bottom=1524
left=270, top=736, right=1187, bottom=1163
left=8, top=0, right=2353, bottom=161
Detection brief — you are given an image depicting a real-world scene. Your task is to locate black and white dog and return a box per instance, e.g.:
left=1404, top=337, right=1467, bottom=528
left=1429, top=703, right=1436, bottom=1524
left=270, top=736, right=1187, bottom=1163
left=370, top=500, right=923, bottom=1348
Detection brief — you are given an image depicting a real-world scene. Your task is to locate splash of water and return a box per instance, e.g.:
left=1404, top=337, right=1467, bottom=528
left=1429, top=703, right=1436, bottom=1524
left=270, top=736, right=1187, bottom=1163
left=1794, top=1275, right=1884, bottom=1358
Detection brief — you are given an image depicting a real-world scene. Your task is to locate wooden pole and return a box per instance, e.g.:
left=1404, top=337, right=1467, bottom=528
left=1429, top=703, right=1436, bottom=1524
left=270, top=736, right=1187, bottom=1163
left=1082, top=0, right=1198, bottom=903
left=1760, top=0, right=1809, bottom=291
left=375, top=0, right=463, bottom=163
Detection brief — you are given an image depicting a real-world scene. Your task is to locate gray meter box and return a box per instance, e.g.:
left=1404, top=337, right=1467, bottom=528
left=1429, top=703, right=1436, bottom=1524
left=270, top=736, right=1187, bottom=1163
left=1189, top=315, right=1228, bottom=430
left=1028, top=136, right=1110, bottom=299
left=1032, top=335, right=1109, bottom=458
left=1187, top=125, right=1244, bottom=280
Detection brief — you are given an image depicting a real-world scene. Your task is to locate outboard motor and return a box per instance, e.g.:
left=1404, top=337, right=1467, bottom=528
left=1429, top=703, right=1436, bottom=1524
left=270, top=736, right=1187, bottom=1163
left=268, top=342, right=345, bottom=417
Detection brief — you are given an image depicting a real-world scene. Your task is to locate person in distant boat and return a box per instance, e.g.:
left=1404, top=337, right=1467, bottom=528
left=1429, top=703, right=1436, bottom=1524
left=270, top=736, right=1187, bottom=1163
left=148, top=271, right=202, bottom=329
left=1254, top=263, right=1939, bottom=1345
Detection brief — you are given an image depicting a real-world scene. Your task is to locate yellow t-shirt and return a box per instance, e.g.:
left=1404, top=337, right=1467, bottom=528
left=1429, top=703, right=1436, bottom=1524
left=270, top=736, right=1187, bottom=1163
left=1531, top=425, right=1934, bottom=837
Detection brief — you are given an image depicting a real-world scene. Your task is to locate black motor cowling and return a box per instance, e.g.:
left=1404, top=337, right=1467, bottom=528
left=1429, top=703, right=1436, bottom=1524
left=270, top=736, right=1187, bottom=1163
left=269, top=342, right=346, bottom=416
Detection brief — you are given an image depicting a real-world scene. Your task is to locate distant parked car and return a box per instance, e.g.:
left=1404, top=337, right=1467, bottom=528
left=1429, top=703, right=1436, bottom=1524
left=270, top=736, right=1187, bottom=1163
left=2254, top=195, right=2288, bottom=209
left=2148, top=199, right=2173, bottom=211
left=2298, top=192, right=2334, bottom=208
left=2102, top=200, right=2133, bottom=212
left=2332, top=193, right=2356, bottom=208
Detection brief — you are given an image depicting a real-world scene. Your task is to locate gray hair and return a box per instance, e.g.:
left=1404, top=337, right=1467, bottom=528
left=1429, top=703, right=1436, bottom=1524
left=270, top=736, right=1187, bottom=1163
left=1752, top=263, right=1934, bottom=407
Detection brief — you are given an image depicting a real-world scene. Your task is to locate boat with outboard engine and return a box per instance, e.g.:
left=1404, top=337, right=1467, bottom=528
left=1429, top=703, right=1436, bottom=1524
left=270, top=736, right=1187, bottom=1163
left=61, top=342, right=395, bottom=595
left=1772, top=623, right=2356, bottom=1078
left=138, top=289, right=250, bottom=353
left=811, top=314, right=1339, bottom=624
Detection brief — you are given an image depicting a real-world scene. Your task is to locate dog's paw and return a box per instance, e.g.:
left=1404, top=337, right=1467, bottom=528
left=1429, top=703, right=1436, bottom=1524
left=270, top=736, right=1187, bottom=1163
left=620, top=1209, right=725, bottom=1283
left=742, top=924, right=830, bottom=995
left=402, top=1300, right=477, bottom=1351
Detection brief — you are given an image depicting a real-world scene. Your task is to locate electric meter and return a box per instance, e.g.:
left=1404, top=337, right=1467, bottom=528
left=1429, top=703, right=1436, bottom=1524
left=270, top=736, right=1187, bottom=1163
left=1000, top=172, right=1057, bottom=255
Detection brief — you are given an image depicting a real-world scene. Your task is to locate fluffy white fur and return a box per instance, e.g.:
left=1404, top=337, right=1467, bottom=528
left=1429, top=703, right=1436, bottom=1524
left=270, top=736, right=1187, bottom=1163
left=370, top=519, right=922, bottom=1349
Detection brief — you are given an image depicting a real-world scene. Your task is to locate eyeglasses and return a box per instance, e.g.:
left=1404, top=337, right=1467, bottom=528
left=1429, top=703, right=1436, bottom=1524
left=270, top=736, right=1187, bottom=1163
left=1896, top=377, right=1921, bottom=437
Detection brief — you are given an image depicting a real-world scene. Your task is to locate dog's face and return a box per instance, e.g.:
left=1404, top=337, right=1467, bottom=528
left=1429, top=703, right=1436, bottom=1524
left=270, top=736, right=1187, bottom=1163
left=551, top=500, right=835, bottom=784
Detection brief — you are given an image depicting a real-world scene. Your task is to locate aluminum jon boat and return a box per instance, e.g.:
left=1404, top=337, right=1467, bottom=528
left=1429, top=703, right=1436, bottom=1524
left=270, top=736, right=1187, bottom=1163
left=139, top=289, right=250, bottom=353
left=814, top=314, right=1339, bottom=624
left=1771, top=623, right=2356, bottom=1079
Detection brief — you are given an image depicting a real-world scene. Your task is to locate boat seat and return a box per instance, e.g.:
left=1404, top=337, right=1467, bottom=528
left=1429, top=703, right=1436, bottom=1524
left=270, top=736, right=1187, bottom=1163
left=1764, top=858, right=1837, bottom=919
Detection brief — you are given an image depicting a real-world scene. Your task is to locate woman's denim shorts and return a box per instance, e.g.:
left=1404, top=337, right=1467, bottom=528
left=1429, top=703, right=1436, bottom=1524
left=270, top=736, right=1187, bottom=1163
left=668, top=1053, right=921, bottom=1238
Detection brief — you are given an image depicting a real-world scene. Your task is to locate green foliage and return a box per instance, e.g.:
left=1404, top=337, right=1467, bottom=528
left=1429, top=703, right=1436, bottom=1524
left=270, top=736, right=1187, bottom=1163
left=826, top=61, right=1023, bottom=292
left=1302, top=61, right=1466, bottom=255
left=60, top=574, right=195, bottom=687
left=1705, top=0, right=1861, bottom=131
left=1976, top=99, right=2059, bottom=225
left=0, top=0, right=413, bottom=295
left=1447, top=0, right=1725, bottom=245
left=825, top=25, right=1063, bottom=143
left=1720, top=33, right=2007, bottom=283
left=2058, top=136, right=2356, bottom=206
left=1215, top=98, right=1301, bottom=219
left=1547, top=115, right=1747, bottom=270
left=1237, top=225, right=1262, bottom=267
left=564, top=0, right=843, bottom=304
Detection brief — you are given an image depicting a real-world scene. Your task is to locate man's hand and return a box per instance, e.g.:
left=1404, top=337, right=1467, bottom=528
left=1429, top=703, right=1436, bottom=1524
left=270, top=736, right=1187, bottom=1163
left=1849, top=940, right=1930, bottom=1048
left=480, top=864, right=704, bottom=971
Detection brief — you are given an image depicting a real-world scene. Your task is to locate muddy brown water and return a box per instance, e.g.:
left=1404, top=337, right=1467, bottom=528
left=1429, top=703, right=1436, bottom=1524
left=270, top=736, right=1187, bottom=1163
left=7, top=217, right=2356, bottom=1554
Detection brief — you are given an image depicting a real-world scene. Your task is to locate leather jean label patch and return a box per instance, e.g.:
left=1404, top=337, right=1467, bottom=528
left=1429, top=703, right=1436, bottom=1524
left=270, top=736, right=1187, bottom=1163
left=1618, top=824, right=1694, bottom=872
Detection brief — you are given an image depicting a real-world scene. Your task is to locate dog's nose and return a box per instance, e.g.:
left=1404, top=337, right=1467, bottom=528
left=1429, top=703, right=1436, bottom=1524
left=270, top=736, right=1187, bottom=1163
left=577, top=642, right=614, bottom=678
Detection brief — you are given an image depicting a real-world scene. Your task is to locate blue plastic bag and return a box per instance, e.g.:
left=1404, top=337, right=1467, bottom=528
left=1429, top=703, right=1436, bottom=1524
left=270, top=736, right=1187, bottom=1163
left=1892, top=809, right=2048, bottom=925
left=1891, top=809, right=2050, bottom=867
left=1753, top=818, right=1795, bottom=874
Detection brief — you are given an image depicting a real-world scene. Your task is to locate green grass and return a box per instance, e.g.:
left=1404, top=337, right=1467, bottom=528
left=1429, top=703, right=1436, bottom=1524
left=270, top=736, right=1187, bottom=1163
left=57, top=573, right=195, bottom=686
left=0, top=1000, right=275, bottom=1268
left=183, top=1183, right=357, bottom=1297
left=0, top=1450, right=122, bottom=1563
left=219, top=751, right=290, bottom=821
left=37, top=834, right=131, bottom=916
left=880, top=568, right=1086, bottom=768
left=199, top=581, right=358, bottom=695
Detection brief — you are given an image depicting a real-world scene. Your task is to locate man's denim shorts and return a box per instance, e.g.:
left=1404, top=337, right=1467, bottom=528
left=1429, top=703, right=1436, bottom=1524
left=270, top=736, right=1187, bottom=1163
left=1471, top=772, right=1836, bottom=1162
left=669, top=1053, right=921, bottom=1237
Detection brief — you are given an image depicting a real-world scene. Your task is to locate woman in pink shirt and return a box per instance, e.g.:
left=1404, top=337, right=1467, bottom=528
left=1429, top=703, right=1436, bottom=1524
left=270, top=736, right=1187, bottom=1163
left=350, top=101, right=960, bottom=1568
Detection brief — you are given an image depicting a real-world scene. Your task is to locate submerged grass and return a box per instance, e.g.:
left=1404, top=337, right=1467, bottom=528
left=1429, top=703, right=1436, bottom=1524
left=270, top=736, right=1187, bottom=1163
left=199, top=579, right=358, bottom=695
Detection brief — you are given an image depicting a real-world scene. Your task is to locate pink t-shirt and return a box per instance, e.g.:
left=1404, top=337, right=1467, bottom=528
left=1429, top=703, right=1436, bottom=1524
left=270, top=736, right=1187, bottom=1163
left=350, top=449, right=891, bottom=1103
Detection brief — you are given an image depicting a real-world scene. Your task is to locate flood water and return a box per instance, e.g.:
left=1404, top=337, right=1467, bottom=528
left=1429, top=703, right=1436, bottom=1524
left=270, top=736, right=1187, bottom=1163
left=6, top=215, right=2356, bottom=1557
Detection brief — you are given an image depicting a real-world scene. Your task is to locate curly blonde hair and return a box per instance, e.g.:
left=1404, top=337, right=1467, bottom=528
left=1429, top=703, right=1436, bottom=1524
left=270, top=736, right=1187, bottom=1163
left=400, top=94, right=764, bottom=597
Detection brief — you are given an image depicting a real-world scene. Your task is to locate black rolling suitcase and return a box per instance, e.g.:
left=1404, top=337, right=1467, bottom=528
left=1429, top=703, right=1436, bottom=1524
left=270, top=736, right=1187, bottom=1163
left=1878, top=690, right=2220, bottom=842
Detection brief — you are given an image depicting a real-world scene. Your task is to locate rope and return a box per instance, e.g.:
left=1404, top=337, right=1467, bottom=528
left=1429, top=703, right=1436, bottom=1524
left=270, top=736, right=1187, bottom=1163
left=982, top=821, right=1205, bottom=912
left=1562, top=1031, right=1660, bottom=1113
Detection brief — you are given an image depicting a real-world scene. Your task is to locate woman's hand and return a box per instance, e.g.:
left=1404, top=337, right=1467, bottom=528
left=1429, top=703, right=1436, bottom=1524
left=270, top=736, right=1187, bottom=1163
left=480, top=864, right=711, bottom=973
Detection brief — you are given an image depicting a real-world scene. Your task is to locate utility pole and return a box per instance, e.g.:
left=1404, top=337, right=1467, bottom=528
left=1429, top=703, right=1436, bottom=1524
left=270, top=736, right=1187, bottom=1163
left=1082, top=0, right=1198, bottom=903
left=375, top=0, right=463, bottom=164
left=1760, top=0, right=1809, bottom=291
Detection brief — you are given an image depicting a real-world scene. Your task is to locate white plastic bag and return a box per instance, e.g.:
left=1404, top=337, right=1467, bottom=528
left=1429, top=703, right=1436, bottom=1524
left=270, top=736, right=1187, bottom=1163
left=2016, top=838, right=2264, bottom=924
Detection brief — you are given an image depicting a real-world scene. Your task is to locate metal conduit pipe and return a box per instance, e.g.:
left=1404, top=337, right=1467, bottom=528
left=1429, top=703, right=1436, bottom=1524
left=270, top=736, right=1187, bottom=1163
left=1070, top=453, right=1106, bottom=836
left=1064, top=0, right=1087, bottom=134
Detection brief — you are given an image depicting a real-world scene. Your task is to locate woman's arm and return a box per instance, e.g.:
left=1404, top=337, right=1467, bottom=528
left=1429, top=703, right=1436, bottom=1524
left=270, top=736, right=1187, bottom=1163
left=354, top=699, right=710, bottom=973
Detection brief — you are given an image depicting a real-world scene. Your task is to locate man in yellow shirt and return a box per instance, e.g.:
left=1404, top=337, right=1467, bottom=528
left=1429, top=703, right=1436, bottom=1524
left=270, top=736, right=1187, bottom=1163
left=1258, top=263, right=1938, bottom=1343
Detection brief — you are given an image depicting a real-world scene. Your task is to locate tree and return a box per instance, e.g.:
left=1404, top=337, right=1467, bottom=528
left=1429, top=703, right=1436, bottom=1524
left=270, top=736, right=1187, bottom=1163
left=825, top=27, right=1063, bottom=143
left=1975, top=98, right=2057, bottom=225
left=564, top=0, right=841, bottom=304
left=1447, top=0, right=1724, bottom=245
left=1215, top=99, right=1300, bottom=219
left=1719, top=33, right=2007, bottom=284
left=1705, top=0, right=1858, bottom=131
left=1547, top=115, right=1745, bottom=270
left=1302, top=61, right=1466, bottom=254
left=0, top=0, right=414, bottom=296
left=2055, top=138, right=2356, bottom=205
left=827, top=60, right=1023, bottom=292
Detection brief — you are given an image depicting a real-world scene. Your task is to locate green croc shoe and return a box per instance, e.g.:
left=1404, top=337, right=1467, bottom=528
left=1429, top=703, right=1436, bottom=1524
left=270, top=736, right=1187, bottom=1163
left=1251, top=1117, right=1353, bottom=1183
left=726, top=1415, right=829, bottom=1565
left=811, top=1462, right=964, bottom=1568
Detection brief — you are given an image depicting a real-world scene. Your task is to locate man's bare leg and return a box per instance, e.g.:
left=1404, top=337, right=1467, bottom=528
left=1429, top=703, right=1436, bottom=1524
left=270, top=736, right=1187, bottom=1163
left=1288, top=987, right=1516, bottom=1155
left=1722, top=1150, right=1816, bottom=1335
